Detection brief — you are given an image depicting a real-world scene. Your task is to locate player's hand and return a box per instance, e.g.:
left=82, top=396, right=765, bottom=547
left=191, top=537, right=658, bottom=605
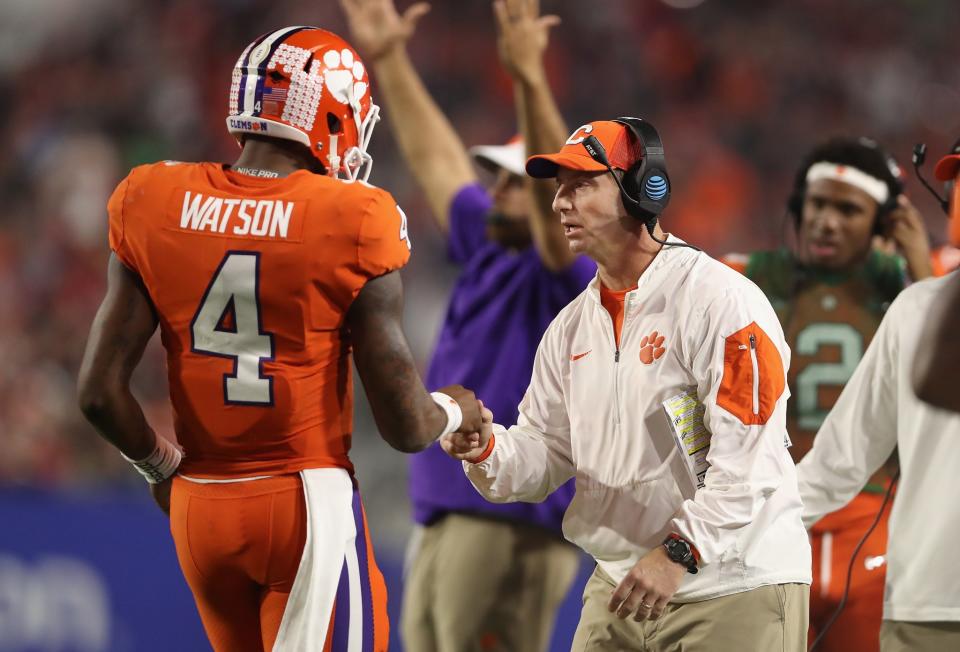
left=338, top=0, right=431, bottom=62
left=436, top=383, right=483, bottom=433
left=608, top=546, right=685, bottom=621
left=149, top=477, right=173, bottom=516
left=441, top=404, right=494, bottom=461
left=883, top=194, right=934, bottom=280
left=493, top=0, right=561, bottom=85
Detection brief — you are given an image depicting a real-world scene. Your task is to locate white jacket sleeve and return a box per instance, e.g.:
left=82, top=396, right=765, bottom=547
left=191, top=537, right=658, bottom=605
left=796, top=296, right=900, bottom=528
left=669, top=286, right=795, bottom=564
left=464, top=321, right=575, bottom=503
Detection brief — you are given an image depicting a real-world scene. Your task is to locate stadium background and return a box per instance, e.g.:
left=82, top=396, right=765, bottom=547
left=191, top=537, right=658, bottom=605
left=1, top=0, right=958, bottom=649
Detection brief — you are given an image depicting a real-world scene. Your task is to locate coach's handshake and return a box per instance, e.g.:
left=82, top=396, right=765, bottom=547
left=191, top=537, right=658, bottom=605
left=441, top=402, right=495, bottom=462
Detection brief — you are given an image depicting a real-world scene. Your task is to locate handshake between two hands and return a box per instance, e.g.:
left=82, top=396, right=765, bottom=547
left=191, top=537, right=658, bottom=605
left=434, top=385, right=685, bottom=619
left=435, top=385, right=495, bottom=463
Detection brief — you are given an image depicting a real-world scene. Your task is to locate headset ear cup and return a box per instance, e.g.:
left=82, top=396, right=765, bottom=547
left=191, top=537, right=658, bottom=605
left=641, top=169, right=670, bottom=208
left=874, top=197, right=898, bottom=236
left=610, top=116, right=670, bottom=221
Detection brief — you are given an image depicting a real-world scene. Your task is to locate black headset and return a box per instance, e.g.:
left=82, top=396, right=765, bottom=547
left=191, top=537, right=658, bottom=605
left=581, top=117, right=671, bottom=226
left=786, top=138, right=903, bottom=235
left=581, top=117, right=699, bottom=250
left=912, top=138, right=959, bottom=215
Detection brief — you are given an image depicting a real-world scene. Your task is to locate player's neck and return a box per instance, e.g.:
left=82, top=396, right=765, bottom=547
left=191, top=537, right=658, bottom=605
left=797, top=248, right=871, bottom=277
left=232, top=138, right=314, bottom=178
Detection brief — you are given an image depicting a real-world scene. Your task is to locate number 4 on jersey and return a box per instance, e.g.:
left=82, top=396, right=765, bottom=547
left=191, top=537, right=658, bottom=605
left=191, top=251, right=274, bottom=405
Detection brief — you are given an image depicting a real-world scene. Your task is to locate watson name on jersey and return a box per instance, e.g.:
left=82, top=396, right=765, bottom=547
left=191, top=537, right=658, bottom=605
left=108, top=161, right=411, bottom=478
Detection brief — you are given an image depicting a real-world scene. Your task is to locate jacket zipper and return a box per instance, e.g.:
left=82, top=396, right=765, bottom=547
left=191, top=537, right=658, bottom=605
left=614, top=347, right=620, bottom=425
left=601, top=292, right=630, bottom=426
left=749, top=333, right=759, bottom=415
left=604, top=301, right=623, bottom=426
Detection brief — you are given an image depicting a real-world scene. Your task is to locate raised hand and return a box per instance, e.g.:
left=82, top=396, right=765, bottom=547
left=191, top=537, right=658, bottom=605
left=441, top=404, right=494, bottom=461
left=493, top=0, right=561, bottom=84
left=338, top=0, right=431, bottom=62
left=884, top=194, right=933, bottom=280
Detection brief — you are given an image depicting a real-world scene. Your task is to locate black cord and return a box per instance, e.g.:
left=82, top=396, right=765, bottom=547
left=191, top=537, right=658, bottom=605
left=646, top=219, right=702, bottom=251
left=912, top=143, right=950, bottom=214
left=809, top=469, right=900, bottom=651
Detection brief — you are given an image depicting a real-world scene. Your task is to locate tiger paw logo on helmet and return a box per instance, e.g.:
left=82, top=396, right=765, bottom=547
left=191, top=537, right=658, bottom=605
left=321, top=49, right=368, bottom=105
left=226, top=27, right=380, bottom=182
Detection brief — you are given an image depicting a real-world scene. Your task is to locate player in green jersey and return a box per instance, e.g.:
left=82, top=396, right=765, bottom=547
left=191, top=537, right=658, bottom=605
left=725, top=137, right=933, bottom=652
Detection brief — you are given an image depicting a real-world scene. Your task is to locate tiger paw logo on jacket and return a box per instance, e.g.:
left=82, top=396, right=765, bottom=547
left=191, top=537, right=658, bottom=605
left=639, top=331, right=666, bottom=364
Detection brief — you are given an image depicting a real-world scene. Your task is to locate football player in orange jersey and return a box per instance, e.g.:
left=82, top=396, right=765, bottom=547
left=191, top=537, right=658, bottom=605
left=724, top=137, right=933, bottom=652
left=77, top=26, right=484, bottom=652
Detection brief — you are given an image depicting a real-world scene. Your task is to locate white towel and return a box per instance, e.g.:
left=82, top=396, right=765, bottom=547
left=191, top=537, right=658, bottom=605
left=272, top=467, right=357, bottom=651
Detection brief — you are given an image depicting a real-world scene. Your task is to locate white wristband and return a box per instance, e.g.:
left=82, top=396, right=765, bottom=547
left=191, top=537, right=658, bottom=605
left=430, top=392, right=464, bottom=439
left=122, top=436, right=183, bottom=484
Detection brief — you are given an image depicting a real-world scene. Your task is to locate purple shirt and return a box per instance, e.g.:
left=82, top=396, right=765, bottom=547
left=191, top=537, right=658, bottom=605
left=409, top=183, right=596, bottom=532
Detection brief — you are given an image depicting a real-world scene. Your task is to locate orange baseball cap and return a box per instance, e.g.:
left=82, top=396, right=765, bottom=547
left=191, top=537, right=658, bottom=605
left=934, top=139, right=960, bottom=181
left=526, top=120, right=643, bottom=179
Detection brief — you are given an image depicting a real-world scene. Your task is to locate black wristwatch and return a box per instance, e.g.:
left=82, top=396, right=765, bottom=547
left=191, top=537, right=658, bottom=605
left=662, top=534, right=699, bottom=575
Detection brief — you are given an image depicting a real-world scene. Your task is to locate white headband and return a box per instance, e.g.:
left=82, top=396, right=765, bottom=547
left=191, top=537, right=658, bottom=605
left=806, top=162, right=890, bottom=204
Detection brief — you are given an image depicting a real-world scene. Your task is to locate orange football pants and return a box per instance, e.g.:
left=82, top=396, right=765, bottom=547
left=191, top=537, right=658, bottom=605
left=169, top=473, right=389, bottom=652
left=809, top=491, right=892, bottom=652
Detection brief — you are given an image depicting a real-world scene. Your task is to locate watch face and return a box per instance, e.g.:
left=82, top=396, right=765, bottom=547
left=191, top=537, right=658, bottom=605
left=665, top=537, right=698, bottom=574
left=668, top=539, right=690, bottom=561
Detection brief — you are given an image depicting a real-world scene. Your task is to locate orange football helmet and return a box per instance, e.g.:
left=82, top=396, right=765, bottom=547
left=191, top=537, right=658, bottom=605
left=226, top=26, right=380, bottom=181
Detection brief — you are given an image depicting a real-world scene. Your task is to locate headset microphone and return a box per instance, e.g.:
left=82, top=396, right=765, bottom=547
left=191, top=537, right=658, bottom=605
left=582, top=121, right=701, bottom=252
left=912, top=143, right=950, bottom=214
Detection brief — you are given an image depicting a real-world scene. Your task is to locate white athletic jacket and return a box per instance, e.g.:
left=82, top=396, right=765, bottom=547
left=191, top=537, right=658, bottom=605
left=465, top=236, right=812, bottom=601
left=797, top=275, right=960, bottom=622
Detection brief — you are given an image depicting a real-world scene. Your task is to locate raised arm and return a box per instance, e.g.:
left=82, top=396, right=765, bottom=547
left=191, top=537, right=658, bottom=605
left=493, top=0, right=574, bottom=271
left=339, top=0, right=476, bottom=229
left=347, top=270, right=482, bottom=451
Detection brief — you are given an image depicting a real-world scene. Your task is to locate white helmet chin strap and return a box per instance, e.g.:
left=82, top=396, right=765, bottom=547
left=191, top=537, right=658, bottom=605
left=326, top=133, right=341, bottom=175
left=337, top=98, right=380, bottom=183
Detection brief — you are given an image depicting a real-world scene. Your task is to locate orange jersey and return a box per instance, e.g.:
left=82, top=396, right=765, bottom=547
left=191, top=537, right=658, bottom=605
left=931, top=244, right=960, bottom=277
left=107, top=162, right=411, bottom=478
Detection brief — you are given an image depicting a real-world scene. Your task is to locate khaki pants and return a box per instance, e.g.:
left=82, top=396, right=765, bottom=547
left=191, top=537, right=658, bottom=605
left=572, top=565, right=809, bottom=651
left=401, top=513, right=581, bottom=652
left=880, top=620, right=960, bottom=652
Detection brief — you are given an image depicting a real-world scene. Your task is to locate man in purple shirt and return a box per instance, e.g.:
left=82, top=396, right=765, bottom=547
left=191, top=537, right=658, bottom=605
left=340, top=0, right=594, bottom=649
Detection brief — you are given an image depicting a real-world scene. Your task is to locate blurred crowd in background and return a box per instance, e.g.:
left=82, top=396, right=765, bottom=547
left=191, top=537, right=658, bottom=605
left=2, top=0, right=958, bottom=545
